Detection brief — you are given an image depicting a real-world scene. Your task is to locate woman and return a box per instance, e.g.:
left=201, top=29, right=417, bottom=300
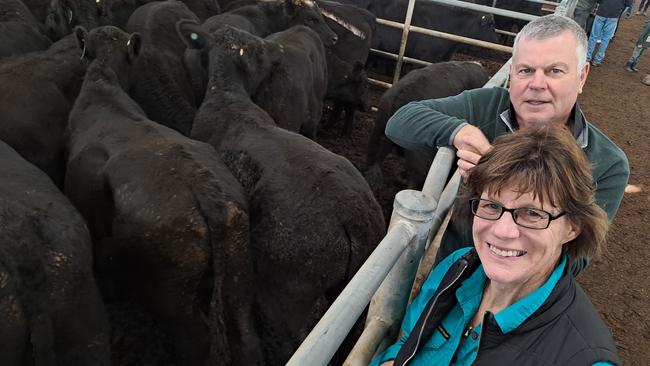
left=371, top=125, right=620, bottom=365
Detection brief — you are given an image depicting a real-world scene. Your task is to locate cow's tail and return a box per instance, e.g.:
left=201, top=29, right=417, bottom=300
left=191, top=181, right=262, bottom=365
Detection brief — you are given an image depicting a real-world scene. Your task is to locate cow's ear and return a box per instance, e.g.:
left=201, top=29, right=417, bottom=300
left=61, top=0, right=74, bottom=24
left=74, top=26, right=88, bottom=55
left=176, top=19, right=209, bottom=50
left=127, top=33, right=141, bottom=62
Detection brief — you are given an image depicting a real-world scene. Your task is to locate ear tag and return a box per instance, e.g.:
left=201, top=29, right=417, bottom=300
left=127, top=39, right=131, bottom=46
left=67, top=9, right=73, bottom=24
left=96, top=0, right=101, bottom=4
left=239, top=48, right=244, bottom=56
left=190, top=32, right=199, bottom=41
left=80, top=44, right=86, bottom=60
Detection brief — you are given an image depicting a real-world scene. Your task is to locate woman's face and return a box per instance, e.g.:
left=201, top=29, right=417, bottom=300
left=473, top=185, right=580, bottom=291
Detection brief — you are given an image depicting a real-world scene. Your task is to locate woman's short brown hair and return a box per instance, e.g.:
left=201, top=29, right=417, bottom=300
left=458, top=124, right=608, bottom=262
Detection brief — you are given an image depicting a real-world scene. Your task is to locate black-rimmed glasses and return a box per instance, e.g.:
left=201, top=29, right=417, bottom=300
left=469, top=198, right=566, bottom=230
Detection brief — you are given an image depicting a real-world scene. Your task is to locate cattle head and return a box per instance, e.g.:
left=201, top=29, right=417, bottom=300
left=285, top=0, right=338, bottom=47
left=473, top=12, right=498, bottom=44
left=75, top=25, right=141, bottom=89
left=334, top=60, right=369, bottom=111
left=176, top=20, right=283, bottom=96
left=45, top=0, right=111, bottom=41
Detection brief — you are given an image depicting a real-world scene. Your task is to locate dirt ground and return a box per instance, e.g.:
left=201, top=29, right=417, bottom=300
left=319, top=14, right=650, bottom=366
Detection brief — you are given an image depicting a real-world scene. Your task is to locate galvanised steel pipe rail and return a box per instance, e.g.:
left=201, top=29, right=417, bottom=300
left=376, top=18, right=514, bottom=53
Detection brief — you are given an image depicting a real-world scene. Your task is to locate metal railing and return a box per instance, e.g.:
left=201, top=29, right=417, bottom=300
left=287, top=1, right=577, bottom=365
left=369, top=0, right=551, bottom=88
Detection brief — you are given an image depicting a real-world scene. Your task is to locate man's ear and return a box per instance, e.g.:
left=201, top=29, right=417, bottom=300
left=578, top=62, right=590, bottom=94
left=127, top=33, right=142, bottom=63
left=176, top=19, right=210, bottom=50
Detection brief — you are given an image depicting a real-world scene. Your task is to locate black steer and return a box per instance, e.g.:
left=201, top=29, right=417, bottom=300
left=125, top=0, right=202, bottom=135
left=366, top=61, right=489, bottom=188
left=0, top=139, right=111, bottom=366
left=178, top=21, right=385, bottom=364
left=66, top=25, right=260, bottom=365
left=254, top=25, right=328, bottom=139
left=0, top=34, right=87, bottom=187
left=0, top=0, right=51, bottom=58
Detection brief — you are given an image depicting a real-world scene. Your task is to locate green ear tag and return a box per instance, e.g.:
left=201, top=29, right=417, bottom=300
left=190, top=33, right=198, bottom=41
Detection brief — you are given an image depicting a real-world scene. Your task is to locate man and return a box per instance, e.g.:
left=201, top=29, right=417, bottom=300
left=624, top=19, right=650, bottom=72
left=587, top=0, right=633, bottom=66
left=385, top=14, right=629, bottom=276
left=574, top=0, right=597, bottom=31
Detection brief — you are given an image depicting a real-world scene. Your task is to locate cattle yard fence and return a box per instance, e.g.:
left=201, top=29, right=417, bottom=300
left=366, top=0, right=567, bottom=89
left=286, top=0, right=578, bottom=365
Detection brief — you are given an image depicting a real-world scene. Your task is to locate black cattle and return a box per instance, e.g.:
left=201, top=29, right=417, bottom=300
left=323, top=53, right=369, bottom=134
left=316, top=0, right=374, bottom=134
left=253, top=25, right=328, bottom=138
left=0, top=34, right=86, bottom=187
left=66, top=25, right=260, bottom=365
left=125, top=0, right=201, bottom=135
left=44, top=0, right=109, bottom=40
left=0, top=0, right=51, bottom=58
left=473, top=0, right=542, bottom=35
left=365, top=61, right=489, bottom=188
left=109, top=0, right=221, bottom=29
left=317, top=0, right=374, bottom=64
left=178, top=21, right=385, bottom=364
left=202, top=0, right=338, bottom=47
left=338, top=0, right=497, bottom=70
left=0, top=139, right=111, bottom=366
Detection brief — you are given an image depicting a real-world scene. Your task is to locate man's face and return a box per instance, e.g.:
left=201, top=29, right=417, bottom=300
left=509, top=32, right=589, bottom=129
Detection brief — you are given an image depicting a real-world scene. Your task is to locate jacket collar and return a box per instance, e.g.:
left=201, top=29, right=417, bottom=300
left=499, top=104, right=589, bottom=149
left=481, top=257, right=575, bottom=340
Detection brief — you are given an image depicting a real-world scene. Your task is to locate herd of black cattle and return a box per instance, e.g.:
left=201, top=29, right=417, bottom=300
left=0, top=0, right=541, bottom=364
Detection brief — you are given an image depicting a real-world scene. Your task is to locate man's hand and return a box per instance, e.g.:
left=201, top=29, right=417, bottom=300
left=453, top=124, right=492, bottom=181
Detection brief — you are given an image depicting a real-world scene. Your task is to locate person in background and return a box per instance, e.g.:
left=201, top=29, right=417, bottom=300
left=624, top=20, right=650, bottom=71
left=587, top=0, right=633, bottom=66
left=370, top=125, right=620, bottom=366
left=384, top=14, right=629, bottom=276
left=574, top=0, right=598, bottom=31
left=636, top=0, right=650, bottom=15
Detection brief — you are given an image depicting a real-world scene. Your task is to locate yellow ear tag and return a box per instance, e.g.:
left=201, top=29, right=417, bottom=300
left=190, top=32, right=198, bottom=41
left=126, top=39, right=131, bottom=46
left=96, top=0, right=101, bottom=4
left=239, top=48, right=244, bottom=56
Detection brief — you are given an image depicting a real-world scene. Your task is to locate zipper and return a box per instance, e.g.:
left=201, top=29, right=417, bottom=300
left=470, top=311, right=490, bottom=366
left=400, top=261, right=470, bottom=366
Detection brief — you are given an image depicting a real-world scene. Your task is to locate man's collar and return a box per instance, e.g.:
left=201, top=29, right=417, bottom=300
left=500, top=104, right=589, bottom=149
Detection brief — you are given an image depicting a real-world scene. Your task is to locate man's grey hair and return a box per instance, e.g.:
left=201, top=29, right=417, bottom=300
left=512, top=14, right=588, bottom=74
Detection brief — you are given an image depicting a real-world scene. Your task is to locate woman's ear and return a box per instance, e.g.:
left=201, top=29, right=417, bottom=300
left=563, top=220, right=582, bottom=244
